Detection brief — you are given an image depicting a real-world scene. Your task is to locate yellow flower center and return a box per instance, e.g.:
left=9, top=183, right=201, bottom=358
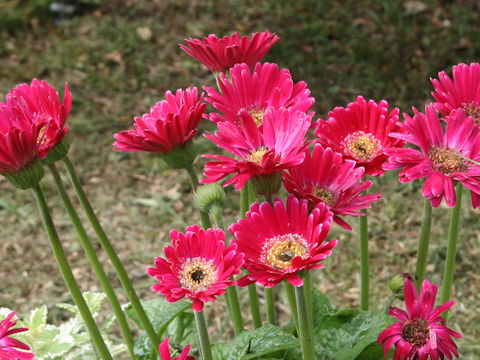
left=401, top=318, right=429, bottom=347
left=262, top=234, right=309, bottom=270
left=37, top=125, right=48, bottom=145
left=179, top=257, right=218, bottom=293
left=247, top=106, right=265, bottom=126
left=342, top=131, right=382, bottom=162
left=462, top=102, right=480, bottom=126
left=428, top=146, right=467, bottom=174
left=312, top=186, right=335, bottom=206
left=247, top=146, right=269, bottom=165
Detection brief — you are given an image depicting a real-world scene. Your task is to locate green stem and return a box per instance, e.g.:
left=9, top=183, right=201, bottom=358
left=185, top=164, right=212, bottom=229
left=384, top=293, right=395, bottom=315
left=211, top=205, right=244, bottom=335
left=62, top=156, right=160, bottom=355
left=240, top=184, right=262, bottom=328
left=414, top=198, right=433, bottom=291
left=48, top=164, right=135, bottom=358
left=359, top=209, right=369, bottom=310
left=303, top=271, right=314, bottom=346
left=295, top=285, right=315, bottom=360
left=32, top=184, right=113, bottom=360
left=284, top=282, right=299, bottom=334
left=194, top=310, right=213, bottom=360
left=264, top=287, right=276, bottom=325
left=441, top=183, right=463, bottom=311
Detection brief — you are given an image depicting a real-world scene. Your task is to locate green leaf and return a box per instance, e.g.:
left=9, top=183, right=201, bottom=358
left=23, top=305, right=48, bottom=337
left=313, top=309, right=395, bottom=360
left=57, top=292, right=106, bottom=317
left=355, top=342, right=385, bottom=359
left=213, top=323, right=299, bottom=360
left=311, top=288, right=336, bottom=328
left=124, top=297, right=190, bottom=336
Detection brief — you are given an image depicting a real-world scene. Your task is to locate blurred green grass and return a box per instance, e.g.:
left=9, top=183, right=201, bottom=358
left=1, top=0, right=480, bottom=358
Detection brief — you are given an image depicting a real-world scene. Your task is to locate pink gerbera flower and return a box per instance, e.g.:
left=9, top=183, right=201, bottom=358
left=384, top=105, right=480, bottom=208
left=377, top=278, right=461, bottom=360
left=204, top=62, right=314, bottom=125
left=6, top=78, right=71, bottom=156
left=283, top=144, right=381, bottom=230
left=229, top=195, right=337, bottom=288
left=0, top=102, right=45, bottom=186
left=202, top=107, right=310, bottom=191
left=180, top=31, right=279, bottom=73
left=0, top=312, right=35, bottom=360
left=315, top=96, right=405, bottom=176
left=113, top=87, right=205, bottom=154
left=159, top=338, right=195, bottom=360
left=431, top=63, right=480, bottom=124
left=147, top=224, right=244, bottom=312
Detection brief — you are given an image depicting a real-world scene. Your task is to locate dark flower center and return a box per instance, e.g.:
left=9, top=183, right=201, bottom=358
left=179, top=257, right=218, bottom=292
left=190, top=269, right=206, bottom=283
left=401, top=318, right=429, bottom=347
left=462, top=102, right=480, bottom=126
left=312, top=186, right=335, bottom=206
left=428, top=146, right=467, bottom=174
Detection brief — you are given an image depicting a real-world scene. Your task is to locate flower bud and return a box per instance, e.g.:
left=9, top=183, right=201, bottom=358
left=389, top=273, right=414, bottom=299
left=194, top=183, right=225, bottom=213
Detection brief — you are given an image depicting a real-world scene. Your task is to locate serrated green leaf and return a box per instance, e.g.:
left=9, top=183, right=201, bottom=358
left=57, top=292, right=106, bottom=317
left=23, top=305, right=48, bottom=337
left=311, top=288, right=336, bottom=328
left=314, top=309, right=395, bottom=360
left=213, top=323, right=299, bottom=360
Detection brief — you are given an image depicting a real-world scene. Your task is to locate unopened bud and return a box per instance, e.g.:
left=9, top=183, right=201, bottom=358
left=389, top=273, right=414, bottom=299
left=194, top=183, right=225, bottom=212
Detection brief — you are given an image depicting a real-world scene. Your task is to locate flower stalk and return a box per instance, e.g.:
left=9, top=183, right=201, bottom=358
left=194, top=310, right=213, bottom=360
left=61, top=156, right=160, bottom=355
left=359, top=209, right=369, bottom=310
left=48, top=164, right=135, bottom=358
left=284, top=282, right=299, bottom=333
left=441, top=183, right=463, bottom=311
left=185, top=163, right=212, bottom=229
left=414, top=198, right=433, bottom=290
left=295, top=284, right=315, bottom=360
left=32, top=183, right=113, bottom=360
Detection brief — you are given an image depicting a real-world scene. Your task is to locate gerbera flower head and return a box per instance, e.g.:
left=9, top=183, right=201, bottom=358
left=431, top=62, right=480, bottom=124
left=377, top=278, right=461, bottom=360
left=159, top=338, right=195, bottom=360
left=147, top=224, right=244, bottom=312
left=315, top=96, right=405, bottom=176
left=229, top=195, right=337, bottom=288
left=283, top=144, right=381, bottom=230
left=384, top=105, right=480, bottom=208
left=202, top=107, right=310, bottom=193
left=113, top=87, right=206, bottom=168
left=180, top=30, right=279, bottom=73
left=0, top=312, right=35, bottom=360
left=6, top=78, right=72, bottom=162
left=204, top=62, right=314, bottom=125
left=0, top=102, right=45, bottom=189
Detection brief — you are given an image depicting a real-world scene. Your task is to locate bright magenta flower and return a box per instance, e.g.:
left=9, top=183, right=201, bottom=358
left=229, top=195, right=337, bottom=288
left=6, top=78, right=71, bottom=155
left=204, top=62, right=314, bottom=125
left=0, top=102, right=44, bottom=175
left=315, top=96, right=405, bottom=176
left=431, top=63, right=480, bottom=124
left=377, top=278, right=461, bottom=360
left=113, top=87, right=205, bottom=153
left=180, top=31, right=279, bottom=72
left=283, top=144, right=381, bottom=230
left=202, top=107, right=310, bottom=190
left=147, top=225, right=244, bottom=312
left=159, top=338, right=195, bottom=360
left=0, top=312, right=34, bottom=360
left=384, top=105, right=480, bottom=208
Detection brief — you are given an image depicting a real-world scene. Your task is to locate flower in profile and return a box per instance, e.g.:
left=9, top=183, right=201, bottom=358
left=6, top=78, right=72, bottom=160
left=431, top=62, right=480, bottom=124
left=204, top=62, right=314, bottom=125
left=0, top=102, right=45, bottom=188
left=384, top=105, right=480, bottom=208
left=202, top=107, right=310, bottom=192
left=180, top=30, right=279, bottom=73
left=159, top=338, right=195, bottom=360
left=377, top=278, right=461, bottom=360
left=0, top=312, right=35, bottom=360
left=113, top=87, right=206, bottom=168
left=229, top=196, right=337, bottom=288
left=283, top=144, right=381, bottom=230
left=315, top=96, right=405, bottom=176
left=147, top=225, right=244, bottom=312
